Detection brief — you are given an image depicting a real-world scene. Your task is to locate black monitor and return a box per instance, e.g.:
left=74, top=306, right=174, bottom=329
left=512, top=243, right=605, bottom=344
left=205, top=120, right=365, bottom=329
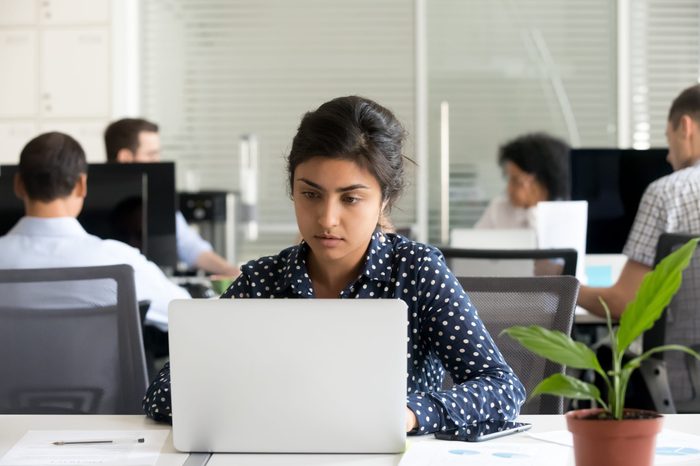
left=0, top=162, right=178, bottom=269
left=570, top=148, right=673, bottom=254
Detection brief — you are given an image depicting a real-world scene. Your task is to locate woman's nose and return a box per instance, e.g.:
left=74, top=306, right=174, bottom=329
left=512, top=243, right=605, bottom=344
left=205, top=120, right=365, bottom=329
left=318, top=200, right=340, bottom=228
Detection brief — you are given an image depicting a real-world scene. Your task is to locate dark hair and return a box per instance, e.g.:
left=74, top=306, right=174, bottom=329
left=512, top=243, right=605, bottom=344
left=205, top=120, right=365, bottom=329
left=287, top=96, right=408, bottom=213
left=19, top=132, right=87, bottom=202
left=498, top=132, right=571, bottom=200
left=668, top=84, right=700, bottom=129
left=104, top=118, right=159, bottom=163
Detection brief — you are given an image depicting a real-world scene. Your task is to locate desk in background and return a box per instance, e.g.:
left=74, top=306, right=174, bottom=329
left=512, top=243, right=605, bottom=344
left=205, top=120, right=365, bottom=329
left=584, top=253, right=627, bottom=286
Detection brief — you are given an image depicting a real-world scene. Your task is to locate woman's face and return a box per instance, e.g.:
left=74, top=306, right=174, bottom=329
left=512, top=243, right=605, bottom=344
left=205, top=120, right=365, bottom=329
left=503, top=161, right=547, bottom=208
left=293, top=157, right=384, bottom=272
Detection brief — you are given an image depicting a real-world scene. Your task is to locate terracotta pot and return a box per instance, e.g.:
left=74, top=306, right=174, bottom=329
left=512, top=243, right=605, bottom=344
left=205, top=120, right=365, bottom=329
left=565, top=408, right=663, bottom=466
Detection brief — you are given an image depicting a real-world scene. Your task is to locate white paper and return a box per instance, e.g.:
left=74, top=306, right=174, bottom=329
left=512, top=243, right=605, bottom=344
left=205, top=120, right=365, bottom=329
left=528, top=429, right=700, bottom=465
left=0, top=430, right=169, bottom=466
left=398, top=440, right=571, bottom=466
left=535, top=201, right=588, bottom=280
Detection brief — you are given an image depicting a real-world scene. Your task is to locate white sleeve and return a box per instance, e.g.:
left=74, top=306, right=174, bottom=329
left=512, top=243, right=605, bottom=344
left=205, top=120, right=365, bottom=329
left=175, top=211, right=213, bottom=267
left=474, top=198, right=501, bottom=229
left=107, top=241, right=191, bottom=331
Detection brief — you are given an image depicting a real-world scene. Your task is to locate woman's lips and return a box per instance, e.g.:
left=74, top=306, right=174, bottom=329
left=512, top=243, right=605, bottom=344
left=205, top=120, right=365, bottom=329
left=315, top=234, right=343, bottom=247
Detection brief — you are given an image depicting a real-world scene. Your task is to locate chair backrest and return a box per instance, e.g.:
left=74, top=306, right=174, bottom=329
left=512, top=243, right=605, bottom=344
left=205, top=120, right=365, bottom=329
left=0, top=264, right=148, bottom=414
left=645, top=233, right=700, bottom=404
left=440, top=247, right=578, bottom=278
left=456, top=276, right=580, bottom=414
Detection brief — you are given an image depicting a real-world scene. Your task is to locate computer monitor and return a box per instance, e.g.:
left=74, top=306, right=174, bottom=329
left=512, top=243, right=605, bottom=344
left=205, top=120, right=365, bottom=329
left=570, top=148, right=672, bottom=254
left=0, top=162, right=178, bottom=269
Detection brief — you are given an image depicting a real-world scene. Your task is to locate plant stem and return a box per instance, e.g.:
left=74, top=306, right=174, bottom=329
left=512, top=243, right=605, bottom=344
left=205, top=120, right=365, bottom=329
left=613, top=350, right=623, bottom=419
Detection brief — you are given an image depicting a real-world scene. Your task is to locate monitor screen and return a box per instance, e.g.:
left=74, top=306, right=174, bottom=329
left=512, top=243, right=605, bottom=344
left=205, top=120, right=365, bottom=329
left=0, top=162, right=177, bottom=269
left=570, top=148, right=673, bottom=254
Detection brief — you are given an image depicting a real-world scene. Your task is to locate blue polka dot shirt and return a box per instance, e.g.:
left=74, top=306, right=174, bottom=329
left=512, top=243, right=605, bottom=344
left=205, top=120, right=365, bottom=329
left=143, top=231, right=526, bottom=433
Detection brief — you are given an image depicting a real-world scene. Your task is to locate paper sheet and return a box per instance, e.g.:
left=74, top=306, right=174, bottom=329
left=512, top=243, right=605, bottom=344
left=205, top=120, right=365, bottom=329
left=398, top=440, right=571, bottom=466
left=0, top=430, right=169, bottom=466
left=528, top=429, right=700, bottom=465
left=535, top=201, right=588, bottom=280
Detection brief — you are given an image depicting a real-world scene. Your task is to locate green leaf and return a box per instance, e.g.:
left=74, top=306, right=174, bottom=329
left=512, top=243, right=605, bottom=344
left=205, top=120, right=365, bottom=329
left=617, top=238, right=699, bottom=354
left=531, top=374, right=606, bottom=409
left=501, top=326, right=604, bottom=374
left=624, top=344, right=700, bottom=371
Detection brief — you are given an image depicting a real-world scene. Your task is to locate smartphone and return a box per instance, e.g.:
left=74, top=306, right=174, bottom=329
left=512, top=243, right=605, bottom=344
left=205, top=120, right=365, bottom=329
left=434, top=421, right=532, bottom=442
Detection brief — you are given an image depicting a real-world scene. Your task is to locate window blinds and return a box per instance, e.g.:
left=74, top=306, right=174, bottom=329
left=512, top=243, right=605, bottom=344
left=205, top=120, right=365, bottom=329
left=426, top=0, right=617, bottom=241
left=627, top=0, right=700, bottom=149
left=141, top=0, right=416, bottom=261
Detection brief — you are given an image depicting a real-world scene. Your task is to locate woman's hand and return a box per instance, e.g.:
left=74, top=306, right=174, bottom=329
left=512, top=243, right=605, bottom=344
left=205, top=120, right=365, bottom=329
left=405, top=406, right=418, bottom=432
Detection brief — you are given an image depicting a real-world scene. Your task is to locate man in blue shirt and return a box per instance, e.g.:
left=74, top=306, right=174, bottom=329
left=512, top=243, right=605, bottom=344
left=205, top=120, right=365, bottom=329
left=104, top=118, right=239, bottom=277
left=0, top=132, right=190, bottom=331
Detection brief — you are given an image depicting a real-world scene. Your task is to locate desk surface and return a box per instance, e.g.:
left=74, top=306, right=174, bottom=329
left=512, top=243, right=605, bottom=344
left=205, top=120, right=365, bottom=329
left=575, top=305, right=607, bottom=324
left=0, top=415, right=189, bottom=466
left=3, top=414, right=699, bottom=466
left=207, top=413, right=700, bottom=466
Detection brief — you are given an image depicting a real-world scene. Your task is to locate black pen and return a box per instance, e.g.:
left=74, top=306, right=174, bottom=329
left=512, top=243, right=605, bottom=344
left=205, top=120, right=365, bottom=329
left=52, top=438, right=145, bottom=446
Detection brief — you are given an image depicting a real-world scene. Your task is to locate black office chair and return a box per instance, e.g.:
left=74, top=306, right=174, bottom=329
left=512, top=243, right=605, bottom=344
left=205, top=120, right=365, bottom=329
left=0, top=264, right=148, bottom=414
left=641, top=233, right=700, bottom=413
left=438, top=247, right=578, bottom=277
left=453, top=276, right=580, bottom=414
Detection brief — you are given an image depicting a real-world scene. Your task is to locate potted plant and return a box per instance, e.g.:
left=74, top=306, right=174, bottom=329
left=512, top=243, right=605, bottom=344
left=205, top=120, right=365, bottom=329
left=502, top=238, right=700, bottom=466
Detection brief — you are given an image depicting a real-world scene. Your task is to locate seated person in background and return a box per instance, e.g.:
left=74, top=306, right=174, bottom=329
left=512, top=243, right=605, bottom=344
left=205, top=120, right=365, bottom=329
left=475, top=132, right=570, bottom=229
left=143, top=96, right=526, bottom=433
left=104, top=118, right=239, bottom=277
left=579, top=83, right=700, bottom=319
left=0, top=132, right=190, bottom=331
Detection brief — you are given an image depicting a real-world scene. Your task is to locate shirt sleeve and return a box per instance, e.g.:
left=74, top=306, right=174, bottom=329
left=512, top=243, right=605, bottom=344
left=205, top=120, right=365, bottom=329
left=405, top=253, right=526, bottom=434
left=143, top=361, right=172, bottom=424
left=103, top=240, right=191, bottom=331
left=473, top=198, right=498, bottom=229
left=622, top=182, right=668, bottom=267
left=175, top=211, right=213, bottom=268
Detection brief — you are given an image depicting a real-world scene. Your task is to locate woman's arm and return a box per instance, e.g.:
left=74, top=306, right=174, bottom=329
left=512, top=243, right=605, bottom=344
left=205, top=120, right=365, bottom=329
left=143, top=361, right=173, bottom=423
left=407, top=255, right=526, bottom=434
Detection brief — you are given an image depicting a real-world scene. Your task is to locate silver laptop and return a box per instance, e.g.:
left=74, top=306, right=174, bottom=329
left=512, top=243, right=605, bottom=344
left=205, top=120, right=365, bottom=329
left=168, top=299, right=407, bottom=453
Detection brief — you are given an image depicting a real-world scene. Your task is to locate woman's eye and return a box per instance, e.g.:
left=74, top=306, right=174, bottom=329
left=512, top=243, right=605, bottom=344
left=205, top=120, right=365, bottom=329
left=343, top=196, right=360, bottom=204
left=301, top=191, right=318, bottom=199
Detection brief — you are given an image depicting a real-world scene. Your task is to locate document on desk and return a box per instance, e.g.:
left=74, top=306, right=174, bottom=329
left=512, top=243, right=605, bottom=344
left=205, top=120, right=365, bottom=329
left=529, top=430, right=700, bottom=465
left=0, top=430, right=169, bottom=466
left=398, top=440, right=570, bottom=466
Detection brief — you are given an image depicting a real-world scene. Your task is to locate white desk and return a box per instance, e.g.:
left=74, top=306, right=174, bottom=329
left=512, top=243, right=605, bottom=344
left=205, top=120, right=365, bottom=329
left=207, top=414, right=700, bottom=466
left=0, top=415, right=192, bottom=466
left=4, top=414, right=699, bottom=466
left=575, top=306, right=608, bottom=325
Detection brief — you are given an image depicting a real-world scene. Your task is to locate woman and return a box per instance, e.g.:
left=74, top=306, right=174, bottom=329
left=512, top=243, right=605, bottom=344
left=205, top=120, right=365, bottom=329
left=475, top=132, right=570, bottom=229
left=144, top=96, right=526, bottom=434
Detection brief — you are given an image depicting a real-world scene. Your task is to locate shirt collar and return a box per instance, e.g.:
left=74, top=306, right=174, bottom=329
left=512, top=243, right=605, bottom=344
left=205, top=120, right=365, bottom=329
left=359, top=229, right=396, bottom=282
left=9, top=216, right=88, bottom=237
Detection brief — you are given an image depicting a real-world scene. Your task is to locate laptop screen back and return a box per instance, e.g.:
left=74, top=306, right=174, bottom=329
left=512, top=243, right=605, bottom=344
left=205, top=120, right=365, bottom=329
left=168, top=298, right=407, bottom=453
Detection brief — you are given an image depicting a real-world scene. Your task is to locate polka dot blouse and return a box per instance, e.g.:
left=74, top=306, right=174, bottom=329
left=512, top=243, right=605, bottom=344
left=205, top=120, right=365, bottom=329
left=143, top=231, right=526, bottom=434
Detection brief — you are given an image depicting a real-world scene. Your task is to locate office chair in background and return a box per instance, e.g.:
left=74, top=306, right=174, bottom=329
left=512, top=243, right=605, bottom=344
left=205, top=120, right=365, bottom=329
left=0, top=264, right=148, bottom=414
left=451, top=276, right=580, bottom=414
left=641, top=233, right=700, bottom=413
